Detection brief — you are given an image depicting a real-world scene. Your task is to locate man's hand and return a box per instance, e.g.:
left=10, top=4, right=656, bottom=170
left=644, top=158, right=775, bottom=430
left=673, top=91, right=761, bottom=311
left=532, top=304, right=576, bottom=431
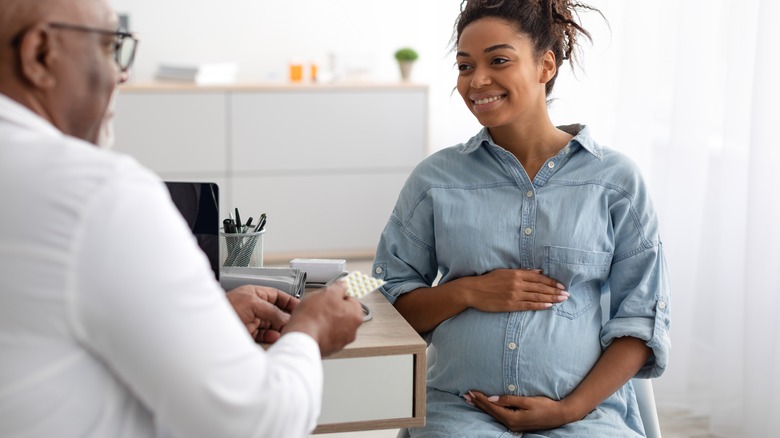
left=282, top=282, right=364, bottom=357
left=226, top=285, right=299, bottom=343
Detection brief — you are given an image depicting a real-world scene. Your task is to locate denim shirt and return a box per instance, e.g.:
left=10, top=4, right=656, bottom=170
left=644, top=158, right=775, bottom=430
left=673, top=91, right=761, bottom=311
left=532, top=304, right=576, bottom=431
left=373, top=125, right=670, bottom=437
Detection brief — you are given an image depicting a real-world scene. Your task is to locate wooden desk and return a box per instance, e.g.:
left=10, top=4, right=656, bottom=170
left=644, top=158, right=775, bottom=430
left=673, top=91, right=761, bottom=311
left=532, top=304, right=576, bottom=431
left=313, top=291, right=427, bottom=434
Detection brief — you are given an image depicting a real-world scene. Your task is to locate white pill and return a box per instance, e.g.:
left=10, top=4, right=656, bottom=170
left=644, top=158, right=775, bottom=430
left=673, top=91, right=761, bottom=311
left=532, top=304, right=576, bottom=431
left=342, top=271, right=386, bottom=298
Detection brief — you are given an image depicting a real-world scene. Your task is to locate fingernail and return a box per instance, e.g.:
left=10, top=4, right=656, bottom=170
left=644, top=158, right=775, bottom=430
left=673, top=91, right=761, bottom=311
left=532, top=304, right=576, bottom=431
left=560, top=291, right=570, bottom=297
left=465, top=399, right=475, bottom=406
left=487, top=395, right=500, bottom=402
left=556, top=295, right=568, bottom=302
left=557, top=283, right=566, bottom=289
left=463, top=393, right=472, bottom=402
left=543, top=303, right=553, bottom=308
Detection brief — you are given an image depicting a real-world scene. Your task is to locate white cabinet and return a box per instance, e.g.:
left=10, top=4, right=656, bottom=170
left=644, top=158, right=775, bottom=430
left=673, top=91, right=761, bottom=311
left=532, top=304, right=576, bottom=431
left=320, top=355, right=413, bottom=425
left=230, top=90, right=427, bottom=171
left=113, top=83, right=427, bottom=260
left=113, top=92, right=228, bottom=173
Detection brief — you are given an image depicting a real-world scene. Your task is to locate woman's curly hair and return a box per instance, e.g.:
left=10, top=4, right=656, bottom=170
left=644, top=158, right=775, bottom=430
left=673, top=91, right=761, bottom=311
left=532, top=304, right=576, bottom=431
left=454, top=0, right=603, bottom=96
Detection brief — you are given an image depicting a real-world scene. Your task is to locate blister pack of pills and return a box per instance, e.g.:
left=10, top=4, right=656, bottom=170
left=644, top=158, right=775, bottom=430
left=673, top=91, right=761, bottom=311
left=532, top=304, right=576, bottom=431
left=340, top=271, right=386, bottom=299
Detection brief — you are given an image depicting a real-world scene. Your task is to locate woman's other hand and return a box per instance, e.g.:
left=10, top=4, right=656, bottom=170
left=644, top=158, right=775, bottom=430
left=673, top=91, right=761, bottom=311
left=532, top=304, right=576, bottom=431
left=466, top=390, right=576, bottom=432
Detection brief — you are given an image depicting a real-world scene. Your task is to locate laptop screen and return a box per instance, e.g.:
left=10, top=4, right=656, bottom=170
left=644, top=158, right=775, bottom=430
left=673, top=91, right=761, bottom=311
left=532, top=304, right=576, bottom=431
left=165, top=182, right=220, bottom=281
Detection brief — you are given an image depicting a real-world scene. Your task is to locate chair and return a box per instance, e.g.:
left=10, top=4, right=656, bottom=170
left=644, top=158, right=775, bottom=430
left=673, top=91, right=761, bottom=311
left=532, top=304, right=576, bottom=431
left=633, top=378, right=662, bottom=438
left=396, top=378, right=661, bottom=438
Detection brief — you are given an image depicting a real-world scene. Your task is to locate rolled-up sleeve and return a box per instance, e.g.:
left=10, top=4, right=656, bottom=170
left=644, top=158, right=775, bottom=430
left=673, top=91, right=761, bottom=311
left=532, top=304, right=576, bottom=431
left=372, top=168, right=439, bottom=304
left=601, top=240, right=671, bottom=378
left=374, top=214, right=438, bottom=304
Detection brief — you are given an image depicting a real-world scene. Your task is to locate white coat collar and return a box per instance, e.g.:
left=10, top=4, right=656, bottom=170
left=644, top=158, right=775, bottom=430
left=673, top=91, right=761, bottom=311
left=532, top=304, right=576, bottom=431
left=0, top=93, right=63, bottom=139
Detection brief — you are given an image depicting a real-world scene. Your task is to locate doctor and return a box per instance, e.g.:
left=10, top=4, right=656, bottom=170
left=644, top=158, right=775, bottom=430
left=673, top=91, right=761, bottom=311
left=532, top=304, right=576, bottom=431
left=0, top=0, right=364, bottom=437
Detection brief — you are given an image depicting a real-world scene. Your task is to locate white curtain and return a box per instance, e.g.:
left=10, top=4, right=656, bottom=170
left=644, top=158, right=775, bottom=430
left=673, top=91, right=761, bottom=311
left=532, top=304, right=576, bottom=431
left=546, top=0, right=780, bottom=435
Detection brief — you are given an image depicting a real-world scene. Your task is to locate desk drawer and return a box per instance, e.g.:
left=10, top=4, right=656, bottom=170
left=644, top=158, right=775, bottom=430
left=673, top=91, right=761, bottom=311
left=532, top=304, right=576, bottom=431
left=319, top=355, right=413, bottom=426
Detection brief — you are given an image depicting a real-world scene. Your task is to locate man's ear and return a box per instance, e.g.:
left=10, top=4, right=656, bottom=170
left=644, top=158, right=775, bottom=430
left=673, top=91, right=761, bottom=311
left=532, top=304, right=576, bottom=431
left=16, top=24, right=57, bottom=89
left=539, top=49, right=557, bottom=84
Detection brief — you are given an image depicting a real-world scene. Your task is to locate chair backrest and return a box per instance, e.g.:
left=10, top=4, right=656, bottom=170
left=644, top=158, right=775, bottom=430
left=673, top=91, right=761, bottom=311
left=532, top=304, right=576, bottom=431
left=633, top=377, right=662, bottom=438
left=396, top=378, right=661, bottom=438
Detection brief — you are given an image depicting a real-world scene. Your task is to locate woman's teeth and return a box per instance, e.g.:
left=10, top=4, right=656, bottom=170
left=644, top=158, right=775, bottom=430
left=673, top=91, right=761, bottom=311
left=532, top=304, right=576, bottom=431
left=474, top=95, right=504, bottom=105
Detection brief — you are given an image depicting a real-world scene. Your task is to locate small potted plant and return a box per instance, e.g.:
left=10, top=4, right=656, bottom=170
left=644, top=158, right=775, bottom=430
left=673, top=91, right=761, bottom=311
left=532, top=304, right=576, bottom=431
left=394, top=47, right=419, bottom=81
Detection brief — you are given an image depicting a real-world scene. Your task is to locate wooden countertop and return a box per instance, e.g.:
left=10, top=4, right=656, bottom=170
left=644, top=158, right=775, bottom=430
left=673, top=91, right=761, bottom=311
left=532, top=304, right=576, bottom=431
left=326, top=290, right=427, bottom=360
left=119, top=81, right=428, bottom=93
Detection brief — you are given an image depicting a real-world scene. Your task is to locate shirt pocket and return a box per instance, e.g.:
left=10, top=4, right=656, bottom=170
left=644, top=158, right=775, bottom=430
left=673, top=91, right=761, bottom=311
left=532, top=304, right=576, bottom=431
left=543, top=246, right=613, bottom=320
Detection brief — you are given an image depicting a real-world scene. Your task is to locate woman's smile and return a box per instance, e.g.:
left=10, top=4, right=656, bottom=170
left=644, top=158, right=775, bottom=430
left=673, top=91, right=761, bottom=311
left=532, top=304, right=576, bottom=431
left=470, top=93, right=507, bottom=112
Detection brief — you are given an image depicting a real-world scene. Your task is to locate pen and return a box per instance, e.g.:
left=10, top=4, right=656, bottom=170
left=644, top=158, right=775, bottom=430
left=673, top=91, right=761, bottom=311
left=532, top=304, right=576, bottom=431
left=228, top=212, right=235, bottom=232
left=226, top=219, right=238, bottom=234
left=255, top=214, right=266, bottom=232
left=235, top=237, right=257, bottom=267
left=223, top=219, right=238, bottom=266
left=234, top=208, right=242, bottom=231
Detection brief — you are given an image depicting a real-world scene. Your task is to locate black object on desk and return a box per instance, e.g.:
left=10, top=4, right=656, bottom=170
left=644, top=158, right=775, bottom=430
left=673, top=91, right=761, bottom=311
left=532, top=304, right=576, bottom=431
left=165, top=181, right=220, bottom=281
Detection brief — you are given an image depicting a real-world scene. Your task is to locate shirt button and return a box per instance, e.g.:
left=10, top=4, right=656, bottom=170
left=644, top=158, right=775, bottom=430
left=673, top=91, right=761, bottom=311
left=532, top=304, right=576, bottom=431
left=513, top=433, right=523, bottom=437
left=564, top=147, right=570, bottom=154
left=526, top=190, right=533, bottom=198
left=374, top=267, right=383, bottom=275
left=508, top=342, right=517, bottom=350
left=658, top=301, right=667, bottom=310
left=547, top=161, right=555, bottom=169
left=524, top=227, right=533, bottom=236
left=507, top=384, right=517, bottom=391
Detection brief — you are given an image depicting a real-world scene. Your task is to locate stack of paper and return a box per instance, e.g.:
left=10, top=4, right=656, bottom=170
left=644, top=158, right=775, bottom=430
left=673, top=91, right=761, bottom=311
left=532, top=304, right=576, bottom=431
left=156, top=62, right=239, bottom=85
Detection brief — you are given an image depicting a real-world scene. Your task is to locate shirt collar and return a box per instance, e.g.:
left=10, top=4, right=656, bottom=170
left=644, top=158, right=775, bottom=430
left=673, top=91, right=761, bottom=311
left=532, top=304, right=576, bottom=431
left=459, top=124, right=604, bottom=160
left=0, top=93, right=63, bottom=139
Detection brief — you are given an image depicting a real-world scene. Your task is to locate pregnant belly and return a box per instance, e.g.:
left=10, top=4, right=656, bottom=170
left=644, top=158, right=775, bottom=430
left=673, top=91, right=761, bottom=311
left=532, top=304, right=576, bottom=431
left=427, top=307, right=603, bottom=399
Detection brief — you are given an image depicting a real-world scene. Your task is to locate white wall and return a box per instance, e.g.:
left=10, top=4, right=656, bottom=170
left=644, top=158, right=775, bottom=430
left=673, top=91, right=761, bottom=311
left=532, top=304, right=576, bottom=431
left=109, top=0, right=625, bottom=155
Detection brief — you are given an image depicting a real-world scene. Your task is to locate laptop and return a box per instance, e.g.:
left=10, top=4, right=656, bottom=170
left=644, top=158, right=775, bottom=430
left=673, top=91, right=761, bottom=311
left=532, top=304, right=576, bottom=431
left=164, top=181, right=220, bottom=281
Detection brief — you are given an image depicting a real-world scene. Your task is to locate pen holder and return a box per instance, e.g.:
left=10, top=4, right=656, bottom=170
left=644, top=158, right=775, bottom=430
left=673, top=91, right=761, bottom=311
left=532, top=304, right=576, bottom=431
left=220, top=228, right=265, bottom=268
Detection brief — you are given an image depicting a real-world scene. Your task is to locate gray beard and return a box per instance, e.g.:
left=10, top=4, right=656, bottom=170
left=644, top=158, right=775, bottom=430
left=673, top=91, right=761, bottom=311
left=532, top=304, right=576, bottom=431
left=97, top=90, right=118, bottom=150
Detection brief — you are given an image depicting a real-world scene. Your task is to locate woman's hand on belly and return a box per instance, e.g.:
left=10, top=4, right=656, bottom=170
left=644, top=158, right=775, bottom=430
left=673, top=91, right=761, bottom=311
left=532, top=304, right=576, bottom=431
left=466, top=390, right=577, bottom=432
left=395, top=268, right=568, bottom=333
left=463, top=268, right=570, bottom=312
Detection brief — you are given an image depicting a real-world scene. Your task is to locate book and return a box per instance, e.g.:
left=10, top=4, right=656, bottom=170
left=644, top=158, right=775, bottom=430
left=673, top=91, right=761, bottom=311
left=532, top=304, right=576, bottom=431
left=155, top=62, right=239, bottom=85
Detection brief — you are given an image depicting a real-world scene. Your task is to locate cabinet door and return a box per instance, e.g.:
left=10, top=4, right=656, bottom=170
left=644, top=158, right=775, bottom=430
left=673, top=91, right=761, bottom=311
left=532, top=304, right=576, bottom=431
left=113, top=92, right=228, bottom=174
left=320, top=355, right=414, bottom=425
left=230, top=90, right=427, bottom=172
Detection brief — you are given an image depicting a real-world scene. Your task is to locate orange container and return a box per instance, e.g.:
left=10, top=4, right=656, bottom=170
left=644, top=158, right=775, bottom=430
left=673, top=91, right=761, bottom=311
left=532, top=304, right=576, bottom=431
left=289, top=63, right=303, bottom=82
left=310, top=63, right=318, bottom=82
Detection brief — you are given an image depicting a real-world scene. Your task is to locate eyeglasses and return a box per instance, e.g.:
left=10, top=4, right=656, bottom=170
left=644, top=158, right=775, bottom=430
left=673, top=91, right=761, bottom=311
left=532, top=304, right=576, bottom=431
left=11, top=22, right=139, bottom=73
left=47, top=22, right=139, bottom=73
